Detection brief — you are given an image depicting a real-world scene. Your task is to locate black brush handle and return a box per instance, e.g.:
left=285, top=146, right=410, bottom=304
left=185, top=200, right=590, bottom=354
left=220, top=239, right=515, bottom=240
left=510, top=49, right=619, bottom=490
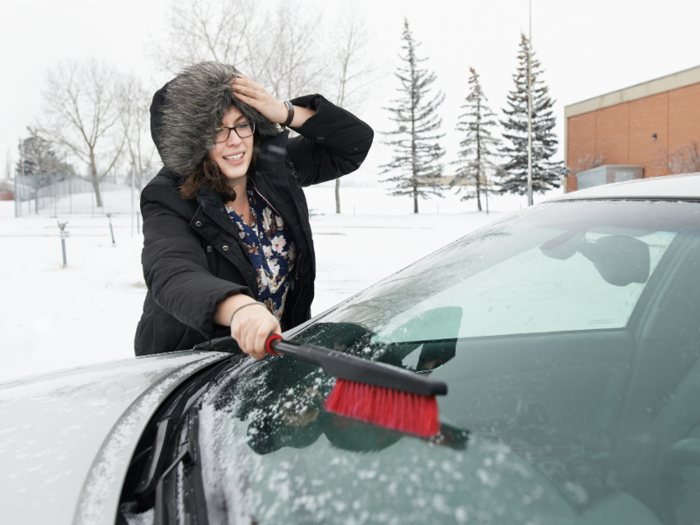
left=267, top=335, right=447, bottom=397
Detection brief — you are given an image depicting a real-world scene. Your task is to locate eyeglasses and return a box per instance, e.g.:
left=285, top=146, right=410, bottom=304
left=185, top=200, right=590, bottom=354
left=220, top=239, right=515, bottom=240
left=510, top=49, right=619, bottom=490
left=214, top=121, right=255, bottom=143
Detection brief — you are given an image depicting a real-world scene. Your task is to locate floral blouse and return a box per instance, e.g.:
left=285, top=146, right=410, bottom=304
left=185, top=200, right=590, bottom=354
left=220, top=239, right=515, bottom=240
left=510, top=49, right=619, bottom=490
left=226, top=184, right=296, bottom=322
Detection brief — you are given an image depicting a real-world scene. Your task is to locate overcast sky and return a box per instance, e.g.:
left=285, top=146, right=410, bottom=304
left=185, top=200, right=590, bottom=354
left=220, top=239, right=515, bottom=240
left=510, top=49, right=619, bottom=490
left=2, top=0, right=700, bottom=179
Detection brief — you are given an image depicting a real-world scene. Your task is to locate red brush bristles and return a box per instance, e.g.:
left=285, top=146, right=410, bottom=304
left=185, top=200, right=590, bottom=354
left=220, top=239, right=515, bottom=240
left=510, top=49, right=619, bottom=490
left=324, top=378, right=440, bottom=438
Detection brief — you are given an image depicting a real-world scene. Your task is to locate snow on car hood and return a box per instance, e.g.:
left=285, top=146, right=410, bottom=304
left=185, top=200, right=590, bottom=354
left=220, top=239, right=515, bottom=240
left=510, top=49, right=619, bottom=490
left=0, top=350, right=228, bottom=525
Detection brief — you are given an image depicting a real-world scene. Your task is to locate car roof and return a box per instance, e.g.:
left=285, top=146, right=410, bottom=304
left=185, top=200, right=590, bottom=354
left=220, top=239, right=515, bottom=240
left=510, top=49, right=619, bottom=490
left=550, top=172, right=700, bottom=201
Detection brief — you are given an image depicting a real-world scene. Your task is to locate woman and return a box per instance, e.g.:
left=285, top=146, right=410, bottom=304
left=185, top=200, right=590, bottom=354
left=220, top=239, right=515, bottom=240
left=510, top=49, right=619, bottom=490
left=135, top=62, right=373, bottom=359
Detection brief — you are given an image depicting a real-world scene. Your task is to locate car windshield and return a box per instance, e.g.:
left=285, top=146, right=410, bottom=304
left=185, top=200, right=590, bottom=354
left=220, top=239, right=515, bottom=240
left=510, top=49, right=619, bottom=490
left=196, top=200, right=700, bottom=524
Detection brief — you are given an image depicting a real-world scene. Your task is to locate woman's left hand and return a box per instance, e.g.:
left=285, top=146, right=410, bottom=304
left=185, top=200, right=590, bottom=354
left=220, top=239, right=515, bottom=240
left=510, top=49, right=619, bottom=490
left=232, top=75, right=288, bottom=125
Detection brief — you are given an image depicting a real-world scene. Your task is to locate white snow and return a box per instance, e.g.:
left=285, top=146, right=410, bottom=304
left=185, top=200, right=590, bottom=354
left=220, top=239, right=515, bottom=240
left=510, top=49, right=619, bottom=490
left=0, top=183, right=535, bottom=383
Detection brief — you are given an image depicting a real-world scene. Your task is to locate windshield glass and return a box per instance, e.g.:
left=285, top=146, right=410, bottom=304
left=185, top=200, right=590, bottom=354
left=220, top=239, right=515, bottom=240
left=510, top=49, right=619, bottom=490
left=198, top=200, right=700, bottom=524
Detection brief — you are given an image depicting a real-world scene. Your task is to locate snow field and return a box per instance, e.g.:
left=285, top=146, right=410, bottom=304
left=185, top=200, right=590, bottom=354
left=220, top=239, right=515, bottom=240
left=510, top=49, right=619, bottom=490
left=0, top=183, right=531, bottom=382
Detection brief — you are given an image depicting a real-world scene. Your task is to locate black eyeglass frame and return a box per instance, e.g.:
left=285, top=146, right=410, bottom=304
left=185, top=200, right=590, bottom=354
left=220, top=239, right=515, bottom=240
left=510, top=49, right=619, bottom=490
left=214, top=121, right=256, bottom=143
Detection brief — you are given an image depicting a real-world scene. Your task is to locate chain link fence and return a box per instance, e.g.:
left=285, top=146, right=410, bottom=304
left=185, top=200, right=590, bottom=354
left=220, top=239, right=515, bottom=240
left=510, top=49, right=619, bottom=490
left=13, top=173, right=154, bottom=217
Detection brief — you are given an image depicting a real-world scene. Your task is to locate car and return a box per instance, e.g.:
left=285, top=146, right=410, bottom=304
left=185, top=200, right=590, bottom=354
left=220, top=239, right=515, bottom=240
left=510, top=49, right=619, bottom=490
left=3, top=173, right=700, bottom=525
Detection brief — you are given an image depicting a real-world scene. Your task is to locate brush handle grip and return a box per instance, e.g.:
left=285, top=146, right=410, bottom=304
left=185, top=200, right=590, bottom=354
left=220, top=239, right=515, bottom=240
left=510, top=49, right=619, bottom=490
left=266, top=335, right=447, bottom=397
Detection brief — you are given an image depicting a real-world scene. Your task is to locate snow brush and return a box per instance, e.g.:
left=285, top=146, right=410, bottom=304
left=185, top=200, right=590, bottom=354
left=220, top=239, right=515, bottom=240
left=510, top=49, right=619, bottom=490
left=265, top=334, right=447, bottom=438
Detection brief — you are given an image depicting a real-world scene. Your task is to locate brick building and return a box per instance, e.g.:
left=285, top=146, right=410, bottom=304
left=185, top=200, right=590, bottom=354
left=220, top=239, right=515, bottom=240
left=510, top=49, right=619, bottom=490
left=565, top=65, right=700, bottom=192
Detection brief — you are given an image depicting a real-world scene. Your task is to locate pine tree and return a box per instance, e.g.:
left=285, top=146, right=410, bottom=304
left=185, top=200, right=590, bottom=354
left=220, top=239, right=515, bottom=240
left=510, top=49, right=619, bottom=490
left=381, top=19, right=445, bottom=214
left=452, top=67, right=501, bottom=211
left=15, top=128, right=72, bottom=188
left=498, top=33, right=564, bottom=196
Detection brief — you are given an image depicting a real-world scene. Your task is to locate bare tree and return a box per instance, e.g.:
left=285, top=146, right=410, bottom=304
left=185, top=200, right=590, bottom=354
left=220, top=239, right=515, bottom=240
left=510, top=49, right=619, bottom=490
left=568, top=154, right=605, bottom=189
left=152, top=0, right=325, bottom=99
left=120, top=76, right=159, bottom=190
left=667, top=142, right=700, bottom=174
left=253, top=1, right=326, bottom=100
left=37, top=60, right=125, bottom=207
left=152, top=0, right=256, bottom=74
left=325, top=3, right=379, bottom=214
left=5, top=148, right=13, bottom=180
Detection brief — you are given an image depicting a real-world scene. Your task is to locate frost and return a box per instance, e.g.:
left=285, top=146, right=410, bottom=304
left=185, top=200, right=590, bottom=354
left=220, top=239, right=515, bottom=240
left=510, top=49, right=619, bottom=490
left=563, top=481, right=588, bottom=505
left=120, top=504, right=154, bottom=525
left=357, top=469, right=377, bottom=480
left=476, top=468, right=500, bottom=488
left=454, top=506, right=470, bottom=523
left=73, top=353, right=225, bottom=525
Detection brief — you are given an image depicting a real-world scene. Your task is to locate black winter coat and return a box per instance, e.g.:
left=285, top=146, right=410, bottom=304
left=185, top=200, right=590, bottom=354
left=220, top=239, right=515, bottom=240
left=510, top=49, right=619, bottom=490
left=135, top=94, right=373, bottom=356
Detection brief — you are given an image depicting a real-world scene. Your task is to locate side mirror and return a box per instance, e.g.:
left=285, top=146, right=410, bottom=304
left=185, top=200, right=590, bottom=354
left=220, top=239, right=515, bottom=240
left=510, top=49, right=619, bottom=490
left=541, top=233, right=650, bottom=287
left=580, top=235, right=650, bottom=287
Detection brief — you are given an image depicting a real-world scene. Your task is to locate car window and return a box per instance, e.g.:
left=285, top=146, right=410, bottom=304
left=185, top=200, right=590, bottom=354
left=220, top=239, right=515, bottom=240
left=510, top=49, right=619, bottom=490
left=312, top=201, right=688, bottom=343
left=194, top=200, right=700, bottom=525
left=373, top=229, right=675, bottom=341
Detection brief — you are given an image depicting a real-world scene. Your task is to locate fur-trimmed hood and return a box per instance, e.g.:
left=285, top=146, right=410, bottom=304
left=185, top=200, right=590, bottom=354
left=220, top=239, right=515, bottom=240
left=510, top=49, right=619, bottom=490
left=150, top=62, right=281, bottom=177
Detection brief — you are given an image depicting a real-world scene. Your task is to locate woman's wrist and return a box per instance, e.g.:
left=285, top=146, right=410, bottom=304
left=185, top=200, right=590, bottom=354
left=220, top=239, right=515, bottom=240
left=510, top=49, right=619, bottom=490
left=214, top=294, right=263, bottom=326
left=282, top=104, right=316, bottom=128
left=282, top=101, right=295, bottom=127
left=229, top=301, right=265, bottom=325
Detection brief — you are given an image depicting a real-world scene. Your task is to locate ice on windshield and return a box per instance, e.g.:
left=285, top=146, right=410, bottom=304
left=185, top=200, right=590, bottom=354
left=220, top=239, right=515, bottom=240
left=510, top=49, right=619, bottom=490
left=194, top=200, right=700, bottom=525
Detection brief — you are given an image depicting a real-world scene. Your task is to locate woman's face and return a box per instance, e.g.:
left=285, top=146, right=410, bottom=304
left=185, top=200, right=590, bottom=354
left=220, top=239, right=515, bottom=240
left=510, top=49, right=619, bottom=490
left=208, top=106, right=254, bottom=185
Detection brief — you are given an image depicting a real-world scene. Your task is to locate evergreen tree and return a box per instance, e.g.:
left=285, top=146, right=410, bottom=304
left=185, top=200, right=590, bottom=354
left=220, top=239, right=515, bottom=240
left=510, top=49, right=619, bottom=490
left=381, top=19, right=445, bottom=214
left=15, top=128, right=72, bottom=188
left=452, top=67, right=500, bottom=211
left=498, top=33, right=564, bottom=196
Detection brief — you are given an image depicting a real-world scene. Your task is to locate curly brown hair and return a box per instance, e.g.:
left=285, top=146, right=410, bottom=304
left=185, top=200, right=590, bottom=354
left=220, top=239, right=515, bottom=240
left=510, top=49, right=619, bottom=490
left=179, top=135, right=260, bottom=202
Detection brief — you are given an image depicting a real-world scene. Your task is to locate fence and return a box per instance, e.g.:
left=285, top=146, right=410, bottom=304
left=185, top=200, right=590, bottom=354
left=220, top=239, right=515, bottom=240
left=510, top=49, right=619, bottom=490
left=13, top=173, right=153, bottom=217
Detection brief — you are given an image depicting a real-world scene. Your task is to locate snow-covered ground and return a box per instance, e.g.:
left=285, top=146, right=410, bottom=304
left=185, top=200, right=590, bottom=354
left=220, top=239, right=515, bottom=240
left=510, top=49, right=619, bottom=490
left=0, top=183, right=534, bottom=383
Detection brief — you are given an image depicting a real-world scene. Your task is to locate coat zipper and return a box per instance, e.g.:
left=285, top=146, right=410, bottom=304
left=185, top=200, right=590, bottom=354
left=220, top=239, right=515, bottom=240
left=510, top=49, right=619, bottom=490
left=291, top=252, right=304, bottom=323
left=252, top=183, right=283, bottom=218
left=252, top=182, right=306, bottom=323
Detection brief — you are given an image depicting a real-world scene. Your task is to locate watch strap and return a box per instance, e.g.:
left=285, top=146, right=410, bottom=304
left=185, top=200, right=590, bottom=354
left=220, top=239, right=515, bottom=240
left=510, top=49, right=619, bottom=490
left=283, top=101, right=295, bottom=127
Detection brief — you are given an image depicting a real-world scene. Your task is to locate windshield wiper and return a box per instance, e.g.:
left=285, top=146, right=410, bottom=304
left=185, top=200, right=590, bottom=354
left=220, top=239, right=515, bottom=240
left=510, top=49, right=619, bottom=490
left=154, top=412, right=210, bottom=525
left=132, top=358, right=236, bottom=503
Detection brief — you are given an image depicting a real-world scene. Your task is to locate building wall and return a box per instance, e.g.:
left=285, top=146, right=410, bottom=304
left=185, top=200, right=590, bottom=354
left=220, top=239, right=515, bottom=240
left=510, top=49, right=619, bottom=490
left=566, top=67, right=700, bottom=192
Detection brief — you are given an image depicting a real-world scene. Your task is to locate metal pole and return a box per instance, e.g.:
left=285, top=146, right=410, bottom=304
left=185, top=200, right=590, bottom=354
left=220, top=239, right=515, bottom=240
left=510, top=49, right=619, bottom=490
left=66, top=152, right=72, bottom=214
left=485, top=175, right=490, bottom=215
left=527, top=0, right=534, bottom=207
left=58, top=221, right=68, bottom=267
left=14, top=169, right=18, bottom=217
left=137, top=174, right=142, bottom=234
left=107, top=212, right=115, bottom=244
left=14, top=142, right=19, bottom=218
left=130, top=166, right=135, bottom=237
left=20, top=139, right=26, bottom=216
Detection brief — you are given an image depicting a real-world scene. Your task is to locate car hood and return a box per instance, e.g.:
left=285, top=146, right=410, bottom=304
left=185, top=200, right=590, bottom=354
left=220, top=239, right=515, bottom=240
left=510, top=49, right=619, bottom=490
left=0, top=350, right=229, bottom=525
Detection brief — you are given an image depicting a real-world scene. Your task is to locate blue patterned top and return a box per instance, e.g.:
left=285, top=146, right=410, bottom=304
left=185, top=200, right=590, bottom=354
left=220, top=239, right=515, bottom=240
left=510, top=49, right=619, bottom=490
left=227, top=184, right=296, bottom=322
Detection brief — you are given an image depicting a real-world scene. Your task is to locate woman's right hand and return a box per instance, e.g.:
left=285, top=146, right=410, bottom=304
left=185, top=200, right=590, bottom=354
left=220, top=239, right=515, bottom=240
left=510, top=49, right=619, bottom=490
left=214, top=295, right=281, bottom=359
left=230, top=303, right=281, bottom=360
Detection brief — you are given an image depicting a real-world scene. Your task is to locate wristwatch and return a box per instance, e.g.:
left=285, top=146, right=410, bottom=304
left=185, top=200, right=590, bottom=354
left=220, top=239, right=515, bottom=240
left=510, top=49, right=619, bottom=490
left=283, top=101, right=295, bottom=127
